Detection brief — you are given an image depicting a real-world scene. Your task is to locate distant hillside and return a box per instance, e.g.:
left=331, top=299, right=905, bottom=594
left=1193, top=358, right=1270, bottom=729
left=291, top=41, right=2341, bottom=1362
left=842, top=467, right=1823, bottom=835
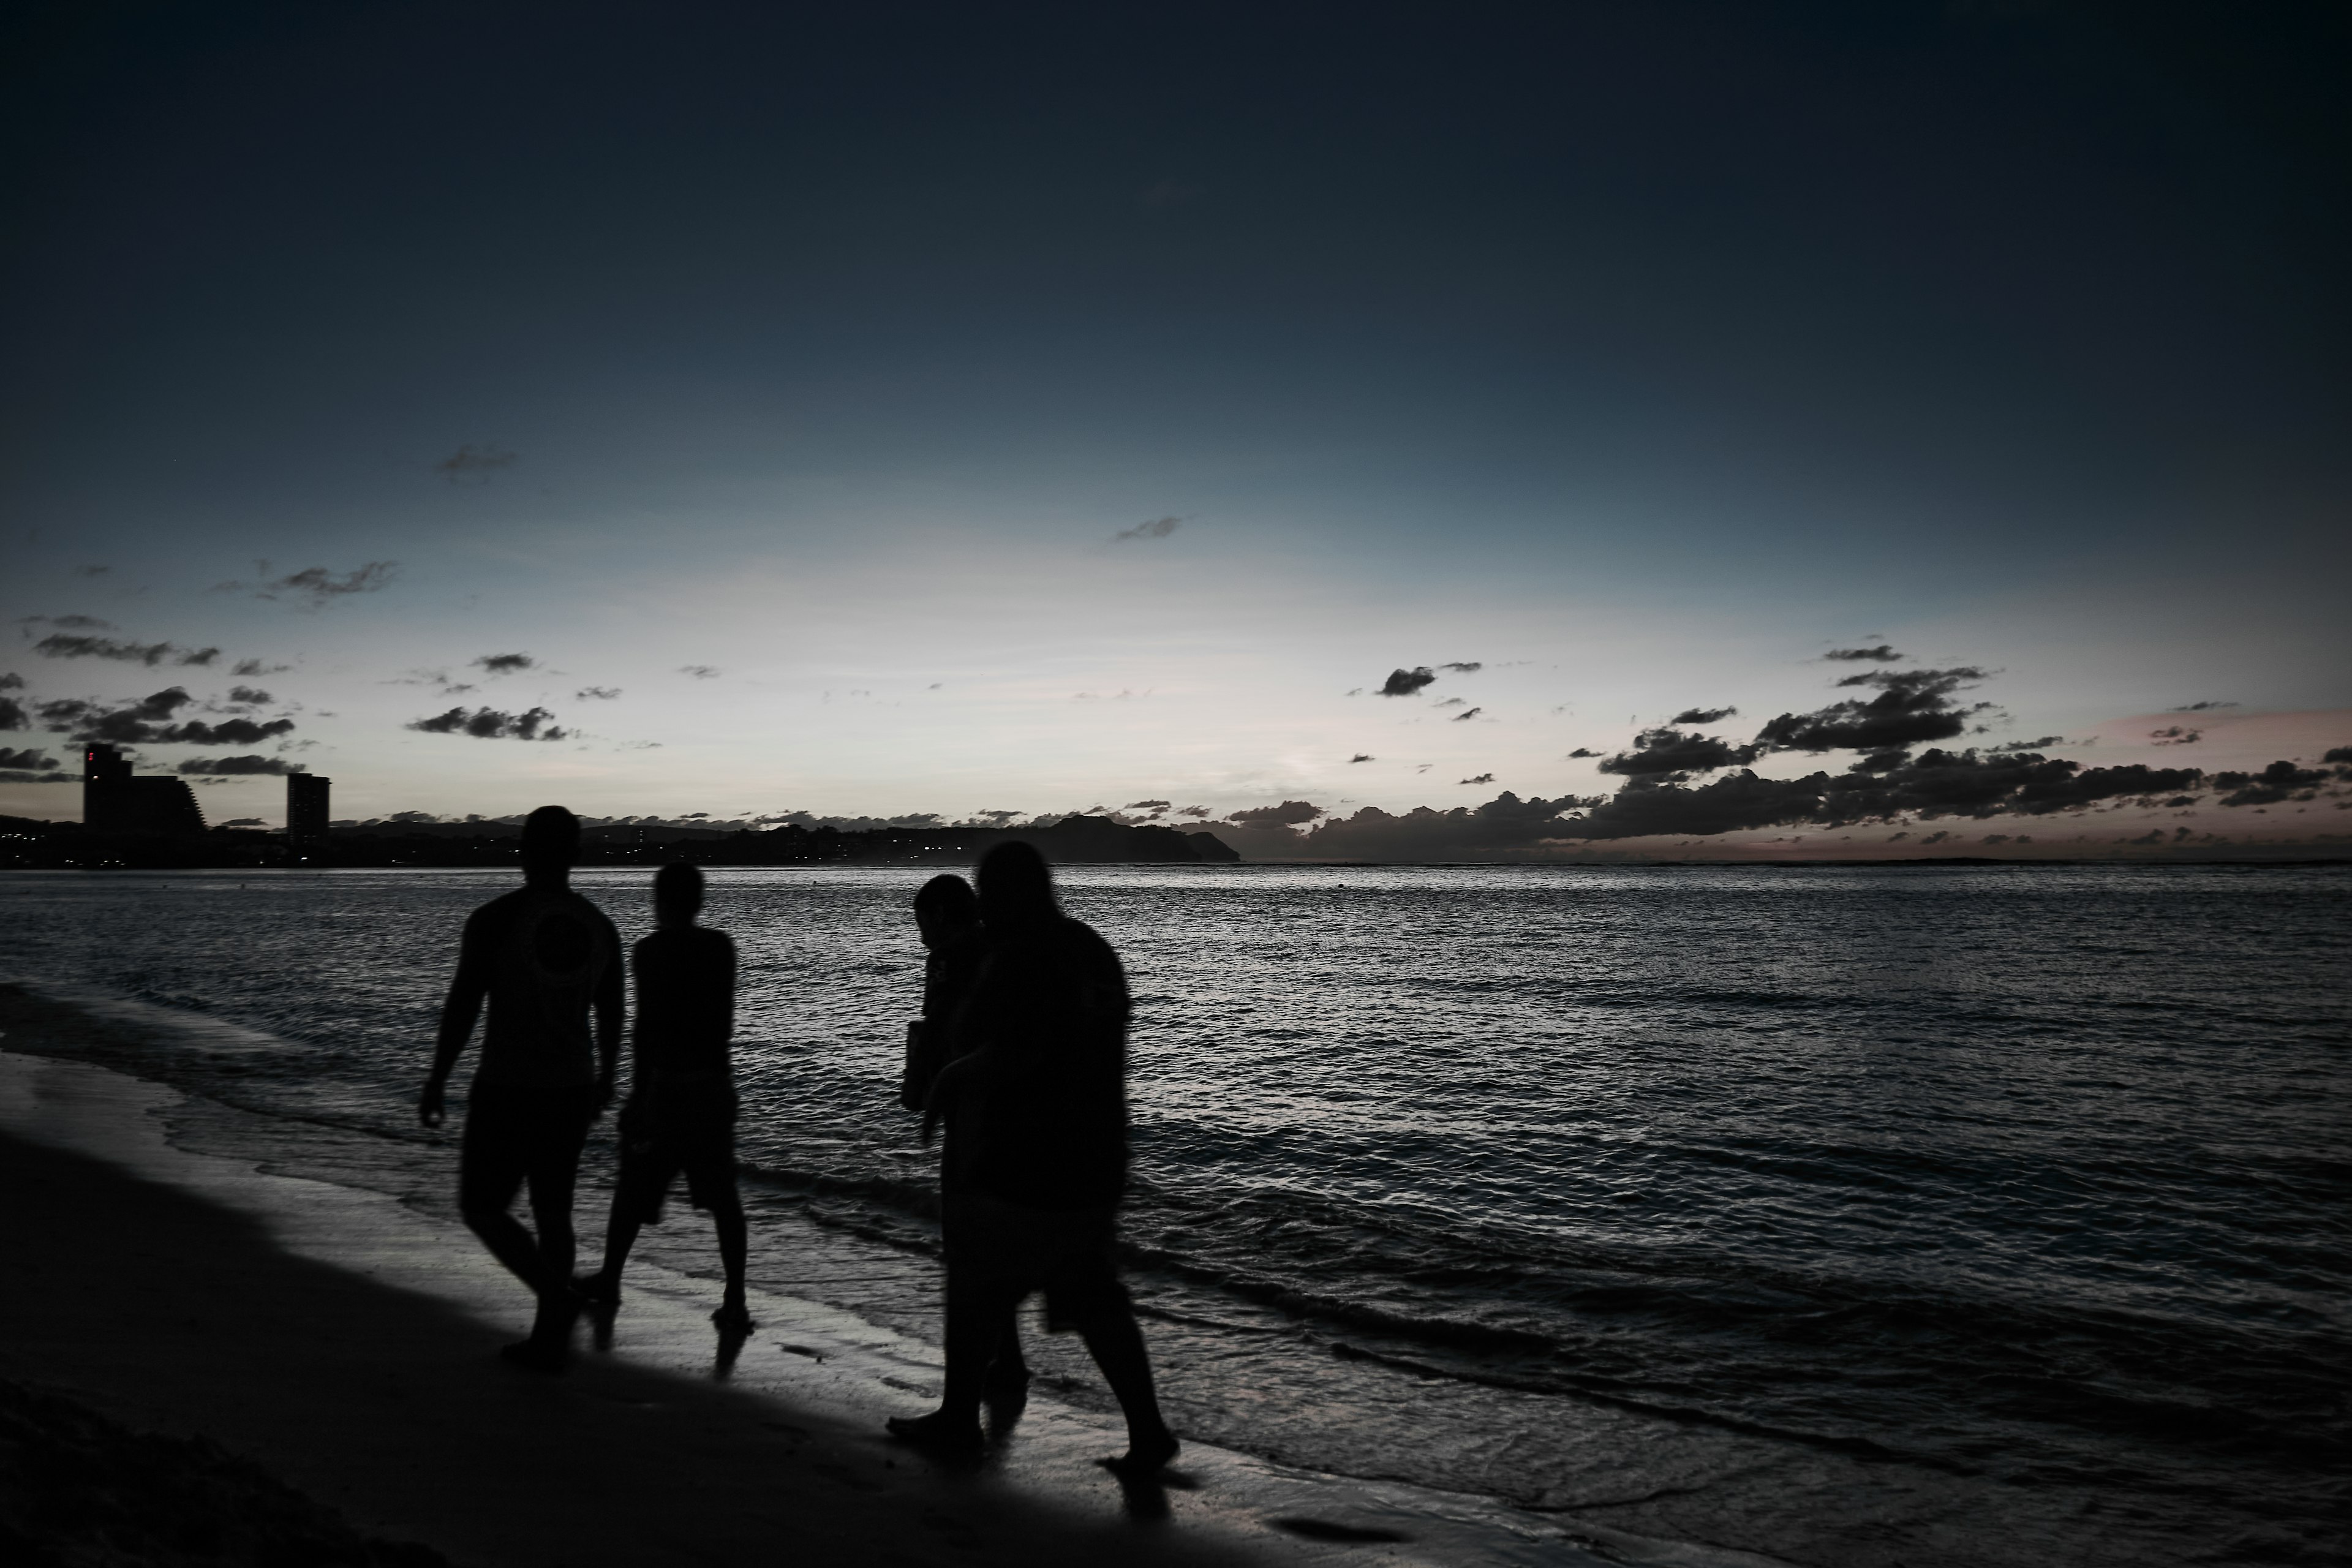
left=0, top=813, right=1236, bottom=869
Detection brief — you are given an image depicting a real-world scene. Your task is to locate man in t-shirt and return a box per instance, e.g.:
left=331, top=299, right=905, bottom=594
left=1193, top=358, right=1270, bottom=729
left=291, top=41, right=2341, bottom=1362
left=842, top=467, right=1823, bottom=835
left=577, top=861, right=749, bottom=1333
left=421, top=805, right=623, bottom=1371
left=888, top=842, right=1178, bottom=1471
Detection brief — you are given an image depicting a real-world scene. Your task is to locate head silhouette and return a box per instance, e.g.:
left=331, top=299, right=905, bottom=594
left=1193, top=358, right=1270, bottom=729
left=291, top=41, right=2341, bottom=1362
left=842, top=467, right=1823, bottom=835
left=914, top=873, right=978, bottom=922
left=519, top=804, right=581, bottom=884
left=654, top=861, right=704, bottom=925
left=976, top=840, right=1057, bottom=929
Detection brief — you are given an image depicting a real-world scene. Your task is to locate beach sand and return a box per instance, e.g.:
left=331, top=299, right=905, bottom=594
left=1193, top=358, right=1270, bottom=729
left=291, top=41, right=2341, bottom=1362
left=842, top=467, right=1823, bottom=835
left=0, top=1028, right=1678, bottom=1567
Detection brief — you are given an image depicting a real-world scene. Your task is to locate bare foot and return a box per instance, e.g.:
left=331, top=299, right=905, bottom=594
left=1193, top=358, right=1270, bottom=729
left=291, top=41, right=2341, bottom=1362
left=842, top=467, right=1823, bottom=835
left=711, top=1300, right=755, bottom=1333
left=1098, top=1428, right=1180, bottom=1475
left=885, top=1409, right=984, bottom=1452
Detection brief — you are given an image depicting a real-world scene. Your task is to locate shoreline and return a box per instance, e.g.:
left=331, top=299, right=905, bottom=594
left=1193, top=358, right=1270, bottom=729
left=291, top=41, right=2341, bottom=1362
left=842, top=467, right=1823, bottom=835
left=0, top=1022, right=1678, bottom=1567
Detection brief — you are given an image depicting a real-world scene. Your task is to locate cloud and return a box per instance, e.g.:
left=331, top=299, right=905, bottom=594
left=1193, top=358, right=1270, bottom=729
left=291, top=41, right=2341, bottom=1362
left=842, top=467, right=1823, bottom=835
left=227, top=686, right=274, bottom=705
left=1985, top=736, right=2065, bottom=755
left=1112, top=516, right=1182, bottom=541
left=165, top=717, right=298, bottom=746
left=233, top=658, right=292, bottom=676
left=18, top=613, right=114, bottom=630
left=1752, top=667, right=1992, bottom=753
left=2149, top=726, right=2201, bottom=745
left=473, top=653, right=535, bottom=674
left=1672, top=706, right=1738, bottom=725
left=1452, top=707, right=1483, bottom=722
left=1218, top=790, right=1604, bottom=859
left=0, top=696, right=23, bottom=731
left=1459, top=772, right=1495, bottom=785
left=0, top=674, right=20, bottom=689
left=222, top=562, right=398, bottom=606
left=1823, top=646, right=1904, bottom=662
left=1566, top=747, right=1600, bottom=758
left=1555, top=771, right=1829, bottom=839
left=34, top=634, right=221, bottom=667
left=576, top=686, right=622, bottom=700
left=436, top=444, right=518, bottom=482
left=2209, top=760, right=2340, bottom=807
left=1550, top=748, right=2218, bottom=840
left=178, top=755, right=307, bottom=776
left=34, top=685, right=300, bottom=747
left=1173, top=805, right=1210, bottom=818
left=2169, top=700, right=2237, bottom=712
left=406, top=706, right=568, bottom=741
left=1438, top=662, right=1483, bottom=674
left=2326, top=747, right=2352, bottom=764
left=0, top=747, right=59, bottom=770
left=1349, top=753, right=1374, bottom=763
left=1597, top=727, right=1760, bottom=778
left=1379, top=667, right=1437, bottom=697
left=1226, top=800, right=1325, bottom=830
left=679, top=665, right=720, bottom=679
left=1822, top=752, right=2207, bottom=823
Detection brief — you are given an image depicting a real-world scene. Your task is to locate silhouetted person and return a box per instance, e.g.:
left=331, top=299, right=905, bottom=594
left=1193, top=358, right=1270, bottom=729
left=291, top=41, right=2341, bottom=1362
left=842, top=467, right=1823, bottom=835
left=888, top=842, right=1177, bottom=1472
left=899, top=873, right=1031, bottom=1405
left=900, top=873, right=984, bottom=1112
left=421, top=804, right=622, bottom=1371
left=578, top=862, right=750, bottom=1333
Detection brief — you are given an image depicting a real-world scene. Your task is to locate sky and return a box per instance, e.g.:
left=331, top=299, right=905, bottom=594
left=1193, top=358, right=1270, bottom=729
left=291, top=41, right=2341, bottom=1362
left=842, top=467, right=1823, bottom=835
left=4, top=1, right=2347, bottom=858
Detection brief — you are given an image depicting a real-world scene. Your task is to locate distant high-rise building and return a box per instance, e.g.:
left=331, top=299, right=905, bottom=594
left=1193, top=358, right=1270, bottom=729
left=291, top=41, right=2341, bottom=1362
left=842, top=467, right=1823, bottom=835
left=82, top=744, right=207, bottom=836
left=287, top=772, right=331, bottom=846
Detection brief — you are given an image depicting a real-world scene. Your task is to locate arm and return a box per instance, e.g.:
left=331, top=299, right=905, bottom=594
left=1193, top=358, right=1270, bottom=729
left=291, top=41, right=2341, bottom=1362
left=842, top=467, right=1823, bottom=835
left=920, top=1048, right=993, bottom=1147
left=421, top=913, right=492, bottom=1126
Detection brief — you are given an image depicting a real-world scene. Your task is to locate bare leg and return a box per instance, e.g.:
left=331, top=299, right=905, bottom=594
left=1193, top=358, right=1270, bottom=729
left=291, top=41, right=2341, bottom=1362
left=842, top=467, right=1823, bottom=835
left=710, top=1190, right=752, bottom=1328
left=581, top=1199, right=644, bottom=1300
left=888, top=1265, right=1011, bottom=1449
left=1077, top=1310, right=1178, bottom=1471
left=990, top=1316, right=1030, bottom=1380
left=462, top=1204, right=553, bottom=1293
left=517, top=1149, right=581, bottom=1354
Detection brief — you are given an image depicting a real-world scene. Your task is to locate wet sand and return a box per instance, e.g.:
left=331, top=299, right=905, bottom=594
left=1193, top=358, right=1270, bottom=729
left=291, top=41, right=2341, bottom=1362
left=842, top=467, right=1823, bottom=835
left=0, top=1045, right=1657, bottom=1568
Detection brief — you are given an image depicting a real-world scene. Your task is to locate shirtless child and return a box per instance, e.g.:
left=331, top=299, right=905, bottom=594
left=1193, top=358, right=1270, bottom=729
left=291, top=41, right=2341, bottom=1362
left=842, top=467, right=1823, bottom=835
left=421, top=804, right=622, bottom=1371
left=578, top=861, right=751, bottom=1333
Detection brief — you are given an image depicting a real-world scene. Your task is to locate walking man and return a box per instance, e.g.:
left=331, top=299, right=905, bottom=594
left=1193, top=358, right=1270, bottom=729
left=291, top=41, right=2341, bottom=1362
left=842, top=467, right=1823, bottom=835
left=578, top=861, right=751, bottom=1333
left=421, top=805, right=622, bottom=1370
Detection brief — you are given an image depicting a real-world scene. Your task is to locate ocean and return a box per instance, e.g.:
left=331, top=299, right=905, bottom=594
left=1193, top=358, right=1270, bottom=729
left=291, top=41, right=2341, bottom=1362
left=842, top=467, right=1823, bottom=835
left=2, top=862, right=2344, bottom=1567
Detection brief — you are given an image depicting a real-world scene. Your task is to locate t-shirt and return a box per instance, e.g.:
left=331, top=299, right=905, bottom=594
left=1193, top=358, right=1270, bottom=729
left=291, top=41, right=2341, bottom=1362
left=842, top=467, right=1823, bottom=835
left=631, top=925, right=736, bottom=1077
left=946, top=916, right=1131, bottom=1212
left=453, top=886, right=624, bottom=1088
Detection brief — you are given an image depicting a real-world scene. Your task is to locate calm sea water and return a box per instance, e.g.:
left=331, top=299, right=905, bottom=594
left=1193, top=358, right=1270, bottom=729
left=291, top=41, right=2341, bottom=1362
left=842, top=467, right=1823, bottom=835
left=2, top=864, right=2345, bottom=1567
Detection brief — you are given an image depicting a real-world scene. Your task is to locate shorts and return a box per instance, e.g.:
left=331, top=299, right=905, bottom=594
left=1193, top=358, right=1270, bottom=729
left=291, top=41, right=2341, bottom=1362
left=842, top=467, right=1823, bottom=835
left=613, top=1074, right=737, bottom=1224
left=459, top=1082, right=598, bottom=1215
left=943, top=1191, right=1129, bottom=1332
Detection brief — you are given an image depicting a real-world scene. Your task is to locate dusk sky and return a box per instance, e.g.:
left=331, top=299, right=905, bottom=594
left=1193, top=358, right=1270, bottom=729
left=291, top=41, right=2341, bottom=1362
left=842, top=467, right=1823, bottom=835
left=6, top=2, right=2346, bottom=855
